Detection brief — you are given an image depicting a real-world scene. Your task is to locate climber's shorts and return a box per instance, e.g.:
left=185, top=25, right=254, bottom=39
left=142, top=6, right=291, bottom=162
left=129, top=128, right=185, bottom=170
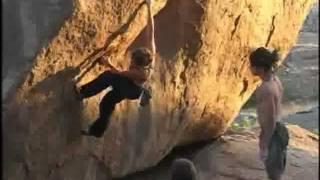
left=264, top=122, right=289, bottom=179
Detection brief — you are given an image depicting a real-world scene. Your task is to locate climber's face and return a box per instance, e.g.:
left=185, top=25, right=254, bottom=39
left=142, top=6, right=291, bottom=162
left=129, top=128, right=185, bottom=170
left=250, top=65, right=264, bottom=77
left=250, top=66, right=258, bottom=75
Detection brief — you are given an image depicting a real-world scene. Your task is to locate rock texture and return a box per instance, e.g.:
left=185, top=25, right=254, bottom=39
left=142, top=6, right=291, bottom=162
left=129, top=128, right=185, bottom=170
left=2, top=0, right=73, bottom=75
left=120, top=125, right=319, bottom=180
left=3, top=0, right=316, bottom=179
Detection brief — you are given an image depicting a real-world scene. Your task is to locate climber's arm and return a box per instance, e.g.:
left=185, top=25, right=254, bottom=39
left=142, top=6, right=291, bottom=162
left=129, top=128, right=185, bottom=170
left=98, top=56, right=120, bottom=73
left=145, top=0, right=156, bottom=66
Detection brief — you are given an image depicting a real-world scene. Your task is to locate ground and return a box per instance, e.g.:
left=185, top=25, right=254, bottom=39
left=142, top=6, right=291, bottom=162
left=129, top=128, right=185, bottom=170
left=117, top=125, right=318, bottom=180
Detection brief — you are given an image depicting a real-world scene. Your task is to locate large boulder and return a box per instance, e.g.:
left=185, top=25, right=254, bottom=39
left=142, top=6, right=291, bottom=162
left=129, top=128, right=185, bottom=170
left=3, top=0, right=315, bottom=179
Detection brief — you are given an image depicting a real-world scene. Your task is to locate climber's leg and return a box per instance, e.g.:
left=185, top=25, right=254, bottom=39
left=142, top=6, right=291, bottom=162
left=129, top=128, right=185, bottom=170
left=86, top=90, right=124, bottom=137
left=81, top=76, right=142, bottom=138
left=75, top=71, right=117, bottom=99
left=118, top=76, right=143, bottom=100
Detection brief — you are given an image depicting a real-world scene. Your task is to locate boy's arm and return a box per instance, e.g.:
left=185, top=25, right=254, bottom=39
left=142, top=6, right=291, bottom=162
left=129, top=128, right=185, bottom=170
left=98, top=56, right=120, bottom=72
left=145, top=0, right=156, bottom=67
left=258, top=88, right=277, bottom=150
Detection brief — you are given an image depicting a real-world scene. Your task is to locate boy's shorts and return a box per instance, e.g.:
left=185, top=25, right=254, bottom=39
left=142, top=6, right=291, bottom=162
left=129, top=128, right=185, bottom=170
left=265, top=122, right=289, bottom=179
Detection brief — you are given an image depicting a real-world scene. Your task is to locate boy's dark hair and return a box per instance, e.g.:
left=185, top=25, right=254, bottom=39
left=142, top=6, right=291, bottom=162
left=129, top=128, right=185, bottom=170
left=249, top=47, right=280, bottom=71
left=171, top=158, right=197, bottom=180
left=131, top=48, right=152, bottom=67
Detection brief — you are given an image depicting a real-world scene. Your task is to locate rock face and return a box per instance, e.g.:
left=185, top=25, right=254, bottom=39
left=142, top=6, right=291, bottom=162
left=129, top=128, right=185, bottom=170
left=3, top=0, right=316, bottom=179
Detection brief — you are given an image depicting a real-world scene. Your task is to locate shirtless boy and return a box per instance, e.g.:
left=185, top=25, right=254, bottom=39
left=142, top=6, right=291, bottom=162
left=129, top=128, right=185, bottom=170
left=249, top=47, right=289, bottom=180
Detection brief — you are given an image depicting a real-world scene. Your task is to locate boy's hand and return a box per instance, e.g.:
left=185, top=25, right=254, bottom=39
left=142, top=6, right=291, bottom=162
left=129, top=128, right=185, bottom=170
left=145, top=0, right=152, bottom=6
left=98, top=57, right=120, bottom=72
left=108, top=69, right=120, bottom=74
left=97, top=57, right=109, bottom=67
left=259, top=147, right=268, bottom=162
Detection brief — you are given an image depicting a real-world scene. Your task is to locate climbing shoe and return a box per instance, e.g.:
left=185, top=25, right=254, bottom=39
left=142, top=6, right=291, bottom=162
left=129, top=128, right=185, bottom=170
left=73, top=84, right=84, bottom=101
left=81, top=126, right=104, bottom=138
left=81, top=129, right=90, bottom=136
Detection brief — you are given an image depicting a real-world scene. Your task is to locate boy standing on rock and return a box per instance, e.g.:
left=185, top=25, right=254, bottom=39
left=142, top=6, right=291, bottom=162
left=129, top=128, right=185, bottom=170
left=74, top=0, right=156, bottom=138
left=249, top=47, right=289, bottom=180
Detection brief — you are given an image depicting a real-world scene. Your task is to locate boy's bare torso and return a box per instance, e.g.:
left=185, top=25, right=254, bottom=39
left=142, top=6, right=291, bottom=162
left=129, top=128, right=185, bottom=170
left=256, top=75, right=283, bottom=126
left=255, top=74, right=283, bottom=160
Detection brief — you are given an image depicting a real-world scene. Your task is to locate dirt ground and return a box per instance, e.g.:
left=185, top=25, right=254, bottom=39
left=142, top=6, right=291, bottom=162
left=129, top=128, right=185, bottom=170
left=117, top=125, right=318, bottom=180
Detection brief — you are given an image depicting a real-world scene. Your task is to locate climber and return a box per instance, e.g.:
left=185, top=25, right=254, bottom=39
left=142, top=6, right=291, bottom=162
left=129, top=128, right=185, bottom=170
left=74, top=0, right=156, bottom=138
left=249, top=47, right=289, bottom=180
left=171, top=158, right=198, bottom=180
